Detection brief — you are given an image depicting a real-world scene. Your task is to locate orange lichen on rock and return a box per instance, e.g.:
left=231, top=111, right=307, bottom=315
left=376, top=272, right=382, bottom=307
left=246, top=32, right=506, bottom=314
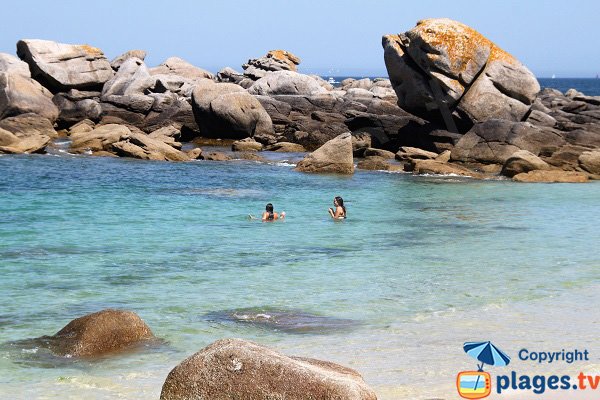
left=410, top=18, right=517, bottom=77
left=267, top=50, right=300, bottom=68
left=76, top=44, right=104, bottom=57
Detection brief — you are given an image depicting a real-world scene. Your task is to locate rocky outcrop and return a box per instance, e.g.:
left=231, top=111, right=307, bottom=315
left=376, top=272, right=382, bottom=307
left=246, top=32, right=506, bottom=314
left=45, top=309, right=154, bottom=357
left=0, top=113, right=57, bottom=138
left=248, top=71, right=327, bottom=96
left=17, top=39, right=113, bottom=92
left=52, top=90, right=102, bottom=124
left=513, top=170, right=589, bottom=183
left=296, top=132, right=354, bottom=174
left=501, top=149, right=550, bottom=177
left=0, top=72, right=59, bottom=121
left=243, top=50, right=301, bottom=80
left=191, top=80, right=274, bottom=139
left=383, top=18, right=539, bottom=126
left=0, top=126, right=50, bottom=154
left=160, top=338, right=377, bottom=400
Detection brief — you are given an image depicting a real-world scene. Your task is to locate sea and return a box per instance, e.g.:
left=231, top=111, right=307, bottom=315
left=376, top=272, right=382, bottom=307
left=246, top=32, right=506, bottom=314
left=0, top=78, right=599, bottom=400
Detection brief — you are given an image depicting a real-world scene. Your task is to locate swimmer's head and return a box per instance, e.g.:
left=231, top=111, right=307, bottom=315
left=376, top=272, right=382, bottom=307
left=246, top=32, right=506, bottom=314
left=266, top=203, right=274, bottom=213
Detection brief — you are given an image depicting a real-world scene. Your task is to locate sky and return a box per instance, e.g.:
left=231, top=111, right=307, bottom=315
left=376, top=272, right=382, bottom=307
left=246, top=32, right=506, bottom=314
left=1, top=0, right=598, bottom=78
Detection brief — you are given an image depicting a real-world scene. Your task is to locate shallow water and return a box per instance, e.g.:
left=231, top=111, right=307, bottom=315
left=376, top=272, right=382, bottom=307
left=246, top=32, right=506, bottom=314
left=0, top=154, right=599, bottom=399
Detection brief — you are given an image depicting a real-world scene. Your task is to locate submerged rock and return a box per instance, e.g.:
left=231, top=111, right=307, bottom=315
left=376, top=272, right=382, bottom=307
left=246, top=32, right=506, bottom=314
left=296, top=132, right=354, bottom=174
left=17, top=39, right=113, bottom=92
left=265, top=142, right=306, bottom=152
left=407, top=159, right=483, bottom=178
left=160, top=338, right=377, bottom=400
left=204, top=307, right=357, bottom=334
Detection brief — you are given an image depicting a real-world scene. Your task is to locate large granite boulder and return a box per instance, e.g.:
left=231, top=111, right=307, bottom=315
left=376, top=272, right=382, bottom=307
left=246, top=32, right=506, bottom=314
left=243, top=50, right=301, bottom=80
left=232, top=137, right=263, bottom=151
left=296, top=132, right=354, bottom=174
left=160, top=338, right=377, bottom=400
left=501, top=149, right=550, bottom=177
left=0, top=53, right=31, bottom=77
left=0, top=126, right=50, bottom=154
left=451, top=119, right=566, bottom=165
left=248, top=71, right=327, bottom=96
left=383, top=18, right=540, bottom=126
left=17, top=39, right=113, bottom=92
left=0, top=72, right=59, bottom=121
left=45, top=309, right=154, bottom=357
left=191, top=80, right=274, bottom=139
left=149, top=57, right=214, bottom=80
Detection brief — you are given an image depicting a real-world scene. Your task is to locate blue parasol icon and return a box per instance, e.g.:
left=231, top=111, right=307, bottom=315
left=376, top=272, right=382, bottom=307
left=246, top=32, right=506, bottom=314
left=464, top=341, right=511, bottom=371
left=463, top=341, right=510, bottom=392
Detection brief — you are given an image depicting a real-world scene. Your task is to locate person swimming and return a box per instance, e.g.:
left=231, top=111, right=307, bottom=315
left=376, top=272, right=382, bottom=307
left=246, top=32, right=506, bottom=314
left=261, top=203, right=285, bottom=221
left=328, top=196, right=346, bottom=219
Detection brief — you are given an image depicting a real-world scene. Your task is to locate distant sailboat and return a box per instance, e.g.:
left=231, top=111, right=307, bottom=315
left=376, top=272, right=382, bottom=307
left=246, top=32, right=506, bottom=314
left=551, top=74, right=556, bottom=79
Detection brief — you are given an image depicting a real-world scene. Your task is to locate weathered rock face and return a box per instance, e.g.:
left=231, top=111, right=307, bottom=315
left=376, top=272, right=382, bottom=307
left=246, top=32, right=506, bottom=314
left=248, top=71, right=327, bottom=96
left=295, top=132, right=354, bottom=174
left=0, top=72, right=59, bottom=121
left=501, top=149, right=550, bottom=177
left=52, top=90, right=102, bottom=124
left=395, top=146, right=438, bottom=161
left=191, top=80, right=274, bottom=139
left=243, top=50, right=301, bottom=80
left=451, top=119, right=566, bottom=165
left=149, top=57, right=214, bottom=80
left=383, top=18, right=540, bottom=126
left=160, top=338, right=377, bottom=400
left=47, top=309, right=154, bottom=357
left=17, top=39, right=113, bottom=92
left=0, top=53, right=31, bottom=77
left=70, top=123, right=131, bottom=153
left=0, top=126, right=50, bottom=154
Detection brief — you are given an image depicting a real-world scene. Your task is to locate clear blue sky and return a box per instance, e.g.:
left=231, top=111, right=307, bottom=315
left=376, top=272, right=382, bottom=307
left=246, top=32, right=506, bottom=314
left=1, top=0, right=598, bottom=78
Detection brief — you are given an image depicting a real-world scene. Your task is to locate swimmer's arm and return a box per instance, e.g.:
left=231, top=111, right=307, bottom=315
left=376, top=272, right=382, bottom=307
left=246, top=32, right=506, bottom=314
left=261, top=212, right=269, bottom=221
left=328, top=207, right=335, bottom=218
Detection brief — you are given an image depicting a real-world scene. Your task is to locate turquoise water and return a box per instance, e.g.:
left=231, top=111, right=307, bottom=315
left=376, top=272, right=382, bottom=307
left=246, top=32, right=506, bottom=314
left=1, top=153, right=599, bottom=399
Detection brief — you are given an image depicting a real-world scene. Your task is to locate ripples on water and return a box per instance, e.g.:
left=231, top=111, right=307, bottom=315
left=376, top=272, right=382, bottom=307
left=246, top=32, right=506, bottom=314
left=0, top=154, right=599, bottom=399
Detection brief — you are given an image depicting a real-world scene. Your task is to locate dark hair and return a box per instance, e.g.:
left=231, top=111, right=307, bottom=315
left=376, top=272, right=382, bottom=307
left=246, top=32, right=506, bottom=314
left=335, top=196, right=346, bottom=216
left=266, top=203, right=274, bottom=220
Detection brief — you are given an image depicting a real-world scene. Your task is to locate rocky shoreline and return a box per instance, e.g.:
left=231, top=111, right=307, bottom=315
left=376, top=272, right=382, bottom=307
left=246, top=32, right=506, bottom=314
left=0, top=18, right=598, bottom=182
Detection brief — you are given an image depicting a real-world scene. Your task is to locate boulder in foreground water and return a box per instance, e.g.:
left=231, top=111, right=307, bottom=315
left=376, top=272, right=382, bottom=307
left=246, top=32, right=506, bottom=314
left=295, top=132, right=354, bottom=174
left=160, top=338, right=377, bottom=400
left=49, top=309, right=154, bottom=357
